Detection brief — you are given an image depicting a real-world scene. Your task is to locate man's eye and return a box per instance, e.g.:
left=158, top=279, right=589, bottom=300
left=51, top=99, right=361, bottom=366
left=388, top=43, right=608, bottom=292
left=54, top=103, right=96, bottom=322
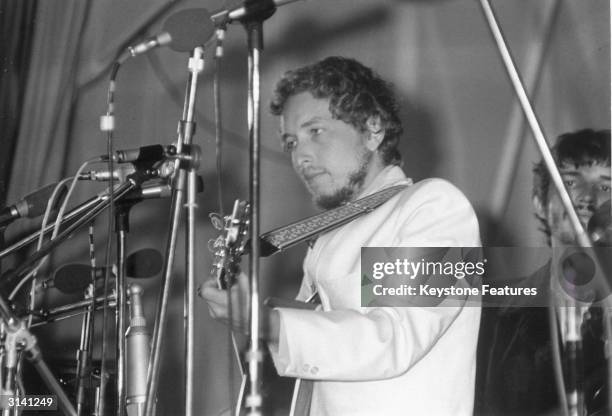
left=310, top=127, right=323, bottom=136
left=564, top=180, right=575, bottom=188
left=282, top=138, right=297, bottom=153
left=600, top=184, right=610, bottom=192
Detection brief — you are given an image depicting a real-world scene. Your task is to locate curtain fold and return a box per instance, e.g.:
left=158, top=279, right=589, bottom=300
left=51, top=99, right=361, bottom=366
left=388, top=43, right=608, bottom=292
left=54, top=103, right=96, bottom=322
left=0, top=0, right=38, bottom=206
left=7, top=0, right=91, bottom=205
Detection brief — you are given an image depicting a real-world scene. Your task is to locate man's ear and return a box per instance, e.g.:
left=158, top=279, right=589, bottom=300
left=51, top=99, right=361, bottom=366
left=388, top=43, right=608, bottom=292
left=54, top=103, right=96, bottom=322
left=365, top=116, right=384, bottom=151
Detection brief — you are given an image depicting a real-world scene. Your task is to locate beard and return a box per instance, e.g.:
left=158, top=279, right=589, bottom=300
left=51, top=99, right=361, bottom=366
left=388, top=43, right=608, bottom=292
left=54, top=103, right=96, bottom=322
left=313, top=149, right=372, bottom=210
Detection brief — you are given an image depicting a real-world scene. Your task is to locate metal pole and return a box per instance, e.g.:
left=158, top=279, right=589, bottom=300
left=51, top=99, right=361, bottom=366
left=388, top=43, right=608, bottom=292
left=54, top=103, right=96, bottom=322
left=29, top=294, right=117, bottom=327
left=245, top=22, right=263, bottom=416
left=115, top=224, right=128, bottom=416
left=0, top=180, right=140, bottom=292
left=489, top=0, right=561, bottom=220
left=183, top=46, right=204, bottom=416
left=476, top=2, right=595, bottom=416
left=185, top=168, right=197, bottom=416
left=144, top=46, right=204, bottom=416
left=477, top=0, right=591, bottom=248
left=75, top=283, right=95, bottom=416
left=144, top=168, right=185, bottom=416
left=0, top=195, right=103, bottom=258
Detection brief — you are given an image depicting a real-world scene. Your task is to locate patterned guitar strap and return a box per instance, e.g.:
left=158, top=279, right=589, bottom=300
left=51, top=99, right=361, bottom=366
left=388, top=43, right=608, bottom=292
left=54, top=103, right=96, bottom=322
left=258, top=184, right=409, bottom=257
left=257, top=184, right=409, bottom=416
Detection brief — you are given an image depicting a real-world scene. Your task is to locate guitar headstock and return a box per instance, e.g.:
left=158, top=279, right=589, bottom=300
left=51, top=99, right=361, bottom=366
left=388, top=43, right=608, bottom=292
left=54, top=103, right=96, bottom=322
left=208, top=200, right=250, bottom=290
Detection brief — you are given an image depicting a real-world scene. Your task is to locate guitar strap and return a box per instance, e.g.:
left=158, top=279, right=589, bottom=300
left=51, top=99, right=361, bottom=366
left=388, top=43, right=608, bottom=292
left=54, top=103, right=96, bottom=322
left=258, top=184, right=410, bottom=257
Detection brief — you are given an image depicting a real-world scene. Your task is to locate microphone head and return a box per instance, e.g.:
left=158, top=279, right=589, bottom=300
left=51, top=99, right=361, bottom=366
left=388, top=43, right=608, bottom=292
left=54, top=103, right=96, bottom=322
left=21, top=182, right=67, bottom=218
left=126, top=248, right=163, bottom=278
left=162, top=8, right=215, bottom=52
left=53, top=264, right=98, bottom=294
left=50, top=249, right=161, bottom=294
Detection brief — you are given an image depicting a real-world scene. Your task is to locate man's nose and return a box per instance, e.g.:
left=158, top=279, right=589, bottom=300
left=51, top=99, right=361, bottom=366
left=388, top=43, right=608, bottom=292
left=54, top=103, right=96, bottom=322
left=576, top=183, right=597, bottom=206
left=292, top=138, right=315, bottom=167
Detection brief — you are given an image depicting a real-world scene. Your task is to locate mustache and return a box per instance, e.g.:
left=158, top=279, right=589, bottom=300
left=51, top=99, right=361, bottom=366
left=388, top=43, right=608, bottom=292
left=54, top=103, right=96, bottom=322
left=298, top=167, right=327, bottom=180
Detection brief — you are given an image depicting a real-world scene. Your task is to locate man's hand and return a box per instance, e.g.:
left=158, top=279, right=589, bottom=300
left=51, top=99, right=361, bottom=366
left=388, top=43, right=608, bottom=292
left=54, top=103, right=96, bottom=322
left=200, top=272, right=250, bottom=332
left=200, top=272, right=280, bottom=345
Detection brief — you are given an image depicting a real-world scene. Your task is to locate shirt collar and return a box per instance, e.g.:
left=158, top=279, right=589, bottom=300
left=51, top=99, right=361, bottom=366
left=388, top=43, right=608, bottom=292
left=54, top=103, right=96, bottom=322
left=357, top=165, right=413, bottom=198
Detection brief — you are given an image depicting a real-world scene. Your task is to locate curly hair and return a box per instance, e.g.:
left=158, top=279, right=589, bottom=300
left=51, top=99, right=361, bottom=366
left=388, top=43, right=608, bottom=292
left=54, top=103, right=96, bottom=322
left=270, top=56, right=403, bottom=166
left=532, top=129, right=611, bottom=241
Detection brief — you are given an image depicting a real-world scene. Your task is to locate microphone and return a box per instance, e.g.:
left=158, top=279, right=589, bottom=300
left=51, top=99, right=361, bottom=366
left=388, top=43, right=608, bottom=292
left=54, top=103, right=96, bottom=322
left=126, top=283, right=150, bottom=416
left=125, top=248, right=163, bottom=280
left=49, top=249, right=163, bottom=294
left=118, top=8, right=215, bottom=63
left=123, top=176, right=203, bottom=202
left=49, top=265, right=115, bottom=294
left=123, top=182, right=173, bottom=201
left=0, top=183, right=67, bottom=228
left=79, top=165, right=136, bottom=182
left=211, top=0, right=303, bottom=24
left=100, top=144, right=175, bottom=164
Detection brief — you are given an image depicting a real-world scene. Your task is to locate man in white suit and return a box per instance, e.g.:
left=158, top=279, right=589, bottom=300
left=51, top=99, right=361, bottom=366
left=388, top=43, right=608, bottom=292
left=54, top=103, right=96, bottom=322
left=202, top=56, right=481, bottom=415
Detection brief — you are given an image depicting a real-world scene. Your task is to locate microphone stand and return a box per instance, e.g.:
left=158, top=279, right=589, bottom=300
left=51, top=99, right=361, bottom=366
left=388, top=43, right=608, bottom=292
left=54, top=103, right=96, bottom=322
left=1, top=193, right=107, bottom=260
left=74, top=223, right=98, bottom=416
left=29, top=293, right=117, bottom=328
left=0, top=296, right=77, bottom=416
left=244, top=20, right=265, bottom=416
left=0, top=175, right=150, bottom=293
left=213, top=2, right=280, bottom=414
left=75, top=281, right=95, bottom=416
left=0, top=172, right=150, bottom=415
left=0, top=180, right=173, bottom=261
left=240, top=4, right=276, bottom=415
left=115, top=201, right=136, bottom=416
left=144, top=47, right=204, bottom=416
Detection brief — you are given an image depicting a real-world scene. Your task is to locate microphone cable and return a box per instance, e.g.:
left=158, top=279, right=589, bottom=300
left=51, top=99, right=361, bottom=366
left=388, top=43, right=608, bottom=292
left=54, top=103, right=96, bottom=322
left=7, top=158, right=96, bottom=302
left=9, top=173, right=80, bottom=416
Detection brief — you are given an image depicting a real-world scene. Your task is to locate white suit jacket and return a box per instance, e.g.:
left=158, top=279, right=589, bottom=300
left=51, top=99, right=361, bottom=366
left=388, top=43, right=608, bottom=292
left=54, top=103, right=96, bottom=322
left=270, top=166, right=481, bottom=416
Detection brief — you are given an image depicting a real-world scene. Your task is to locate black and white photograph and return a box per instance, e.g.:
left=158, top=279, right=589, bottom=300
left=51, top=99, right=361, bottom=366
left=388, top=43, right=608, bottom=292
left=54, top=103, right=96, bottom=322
left=0, top=0, right=610, bottom=415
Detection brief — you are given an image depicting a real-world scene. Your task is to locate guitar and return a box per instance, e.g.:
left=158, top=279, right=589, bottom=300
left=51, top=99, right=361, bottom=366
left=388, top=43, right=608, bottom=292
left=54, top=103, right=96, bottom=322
left=208, top=200, right=250, bottom=291
left=205, top=199, right=315, bottom=416
left=206, top=200, right=250, bottom=416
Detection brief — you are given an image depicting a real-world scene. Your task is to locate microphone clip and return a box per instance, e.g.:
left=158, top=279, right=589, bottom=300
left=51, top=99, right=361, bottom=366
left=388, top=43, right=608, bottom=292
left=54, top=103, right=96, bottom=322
left=211, top=0, right=277, bottom=26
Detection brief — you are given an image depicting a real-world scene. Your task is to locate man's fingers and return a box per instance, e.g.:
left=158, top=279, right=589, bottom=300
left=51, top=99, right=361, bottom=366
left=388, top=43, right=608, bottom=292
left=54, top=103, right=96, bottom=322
left=200, top=276, right=248, bottom=331
left=200, top=278, right=220, bottom=292
left=200, top=279, right=226, bottom=302
left=207, top=303, right=228, bottom=320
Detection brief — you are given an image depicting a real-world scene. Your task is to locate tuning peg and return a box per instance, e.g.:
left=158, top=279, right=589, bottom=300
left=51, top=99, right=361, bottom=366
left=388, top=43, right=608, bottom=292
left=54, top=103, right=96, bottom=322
left=209, top=212, right=224, bottom=230
left=207, top=236, right=224, bottom=253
